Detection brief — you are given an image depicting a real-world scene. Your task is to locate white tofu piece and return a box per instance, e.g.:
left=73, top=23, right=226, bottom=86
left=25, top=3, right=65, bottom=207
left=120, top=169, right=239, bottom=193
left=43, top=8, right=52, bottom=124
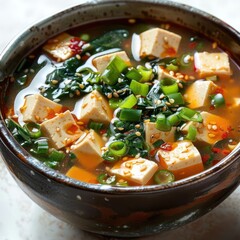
left=158, top=66, right=179, bottom=81
left=21, top=94, right=62, bottom=123
left=92, top=51, right=131, bottom=73
left=43, top=33, right=74, bottom=61
left=184, top=80, right=218, bottom=109
left=158, top=140, right=204, bottom=179
left=194, top=52, right=231, bottom=78
left=71, top=129, right=104, bottom=169
left=181, top=111, right=230, bottom=145
left=110, top=158, right=158, bottom=185
left=144, top=122, right=176, bottom=148
left=140, top=28, right=181, bottom=58
left=78, top=90, right=113, bottom=124
left=41, top=110, right=84, bottom=149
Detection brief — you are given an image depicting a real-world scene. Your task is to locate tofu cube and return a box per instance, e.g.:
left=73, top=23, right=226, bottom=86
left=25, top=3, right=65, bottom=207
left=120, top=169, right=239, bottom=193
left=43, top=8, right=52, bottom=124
left=144, top=122, right=176, bottom=148
left=66, top=166, right=97, bottom=184
left=110, top=158, right=158, bottom=185
left=77, top=90, right=113, bottom=124
left=181, top=111, right=230, bottom=145
left=158, top=66, right=179, bottom=81
left=71, top=129, right=104, bottom=169
left=184, top=80, right=218, bottom=109
left=158, top=141, right=204, bottom=179
left=194, top=52, right=231, bottom=78
left=21, top=94, right=62, bottom=123
left=140, top=28, right=181, bottom=58
left=92, top=51, right=131, bottom=73
left=41, top=110, right=83, bottom=149
left=43, top=33, right=74, bottom=61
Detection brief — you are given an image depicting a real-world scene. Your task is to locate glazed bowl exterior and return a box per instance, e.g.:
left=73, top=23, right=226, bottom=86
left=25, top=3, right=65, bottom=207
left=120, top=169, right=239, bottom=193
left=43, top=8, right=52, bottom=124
left=0, top=0, right=240, bottom=237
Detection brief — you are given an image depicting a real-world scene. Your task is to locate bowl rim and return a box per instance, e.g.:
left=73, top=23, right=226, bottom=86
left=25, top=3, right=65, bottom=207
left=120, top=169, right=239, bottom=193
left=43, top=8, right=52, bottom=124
left=0, top=0, right=240, bottom=194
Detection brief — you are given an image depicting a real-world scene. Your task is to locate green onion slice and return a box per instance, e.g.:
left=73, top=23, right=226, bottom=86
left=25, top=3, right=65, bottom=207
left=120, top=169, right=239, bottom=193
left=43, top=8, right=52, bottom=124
left=156, top=113, right=172, bottom=132
left=160, top=78, right=179, bottom=95
left=126, top=68, right=142, bottom=81
left=167, top=113, right=180, bottom=126
left=119, top=94, right=137, bottom=109
left=109, top=141, right=127, bottom=157
left=167, top=92, right=185, bottom=105
left=119, top=108, right=142, bottom=122
left=185, top=125, right=197, bottom=141
left=88, top=120, right=104, bottom=132
left=34, top=138, right=49, bottom=155
left=97, top=173, right=117, bottom=185
left=23, top=122, right=42, bottom=139
left=137, top=65, right=153, bottom=82
left=109, top=98, right=123, bottom=109
left=130, top=80, right=149, bottom=97
left=178, top=107, right=203, bottom=122
left=154, top=169, right=175, bottom=184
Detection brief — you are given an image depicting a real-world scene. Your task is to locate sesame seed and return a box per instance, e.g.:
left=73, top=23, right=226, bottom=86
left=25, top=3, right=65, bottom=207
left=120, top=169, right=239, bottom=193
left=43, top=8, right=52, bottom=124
left=135, top=124, right=141, bottom=128
left=135, top=153, right=141, bottom=158
left=212, top=125, right=218, bottom=130
left=208, top=133, right=216, bottom=138
left=212, top=42, right=218, bottom=49
left=169, top=71, right=174, bottom=76
left=160, top=93, right=165, bottom=99
left=169, top=98, right=175, bottom=104
left=128, top=18, right=136, bottom=24
left=207, top=124, right=212, bottom=130
left=122, top=157, right=129, bottom=161
left=135, top=131, right=141, bottom=137
left=165, top=101, right=171, bottom=106
left=113, top=92, right=119, bottom=98
left=118, top=127, right=124, bottom=131
left=163, top=36, right=168, bottom=43
left=178, top=82, right=184, bottom=88
left=76, top=54, right=81, bottom=60
left=140, top=164, right=147, bottom=172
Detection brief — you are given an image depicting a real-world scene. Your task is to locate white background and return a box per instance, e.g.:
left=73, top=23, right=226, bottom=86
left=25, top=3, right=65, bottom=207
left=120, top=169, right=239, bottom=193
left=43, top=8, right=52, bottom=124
left=0, top=0, right=239, bottom=239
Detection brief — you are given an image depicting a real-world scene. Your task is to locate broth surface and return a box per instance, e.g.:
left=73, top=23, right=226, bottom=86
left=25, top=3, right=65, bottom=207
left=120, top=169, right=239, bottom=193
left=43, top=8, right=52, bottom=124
left=4, top=18, right=240, bottom=186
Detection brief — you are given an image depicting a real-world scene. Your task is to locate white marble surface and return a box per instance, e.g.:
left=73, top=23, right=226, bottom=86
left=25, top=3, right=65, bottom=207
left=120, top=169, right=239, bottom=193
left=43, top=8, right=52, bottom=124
left=0, top=0, right=239, bottom=239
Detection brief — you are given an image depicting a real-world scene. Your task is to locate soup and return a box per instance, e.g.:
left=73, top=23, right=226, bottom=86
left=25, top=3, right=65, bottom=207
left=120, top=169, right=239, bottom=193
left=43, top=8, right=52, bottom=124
left=4, top=18, right=240, bottom=186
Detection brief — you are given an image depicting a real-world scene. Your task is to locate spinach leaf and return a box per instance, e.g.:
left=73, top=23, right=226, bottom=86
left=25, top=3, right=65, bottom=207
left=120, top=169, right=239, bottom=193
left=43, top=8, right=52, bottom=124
left=86, top=29, right=129, bottom=53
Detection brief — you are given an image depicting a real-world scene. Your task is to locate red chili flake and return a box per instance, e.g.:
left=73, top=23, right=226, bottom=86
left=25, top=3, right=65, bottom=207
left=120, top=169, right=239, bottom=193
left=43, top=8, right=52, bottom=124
left=221, top=131, right=229, bottom=139
left=202, top=154, right=210, bottom=164
left=209, top=105, right=215, bottom=111
left=212, top=147, right=222, bottom=154
left=81, top=54, right=90, bottom=61
left=212, top=159, right=220, bottom=166
left=69, top=37, right=86, bottom=54
left=159, top=142, right=173, bottom=151
left=150, top=149, right=157, bottom=157
left=99, top=129, right=107, bottom=135
left=222, top=149, right=231, bottom=155
left=214, top=87, right=224, bottom=95
left=165, top=47, right=176, bottom=56
left=189, top=42, right=197, bottom=49
left=227, top=126, right=234, bottom=132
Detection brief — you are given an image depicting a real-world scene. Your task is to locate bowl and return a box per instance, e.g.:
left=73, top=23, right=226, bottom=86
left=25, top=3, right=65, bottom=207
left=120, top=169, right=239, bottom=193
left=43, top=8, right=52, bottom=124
left=0, top=0, right=240, bottom=237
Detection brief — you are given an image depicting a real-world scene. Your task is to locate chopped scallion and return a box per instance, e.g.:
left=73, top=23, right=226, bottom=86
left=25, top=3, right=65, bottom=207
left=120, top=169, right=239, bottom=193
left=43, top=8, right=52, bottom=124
left=160, top=78, right=179, bottom=95
left=23, top=122, right=42, bottom=139
left=137, top=65, right=153, bottom=82
left=119, top=108, right=142, bottom=122
left=156, top=113, right=172, bottom=132
left=109, top=141, right=127, bottom=157
left=130, top=80, right=149, bottom=97
left=185, top=125, right=197, bottom=141
left=119, top=94, right=137, bottom=108
left=126, top=68, right=142, bottom=81
left=154, top=169, right=175, bottom=184
left=167, top=92, right=185, bottom=105
left=88, top=120, right=104, bottom=132
left=178, top=107, right=203, bottom=122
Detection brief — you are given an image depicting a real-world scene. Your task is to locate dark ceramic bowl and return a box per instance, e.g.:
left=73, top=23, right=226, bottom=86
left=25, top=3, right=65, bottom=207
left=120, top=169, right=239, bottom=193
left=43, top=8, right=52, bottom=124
left=0, top=0, right=240, bottom=237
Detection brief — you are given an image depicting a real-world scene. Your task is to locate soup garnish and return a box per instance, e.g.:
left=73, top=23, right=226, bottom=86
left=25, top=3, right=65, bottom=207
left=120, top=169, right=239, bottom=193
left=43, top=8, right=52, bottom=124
left=4, top=19, right=240, bottom=186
